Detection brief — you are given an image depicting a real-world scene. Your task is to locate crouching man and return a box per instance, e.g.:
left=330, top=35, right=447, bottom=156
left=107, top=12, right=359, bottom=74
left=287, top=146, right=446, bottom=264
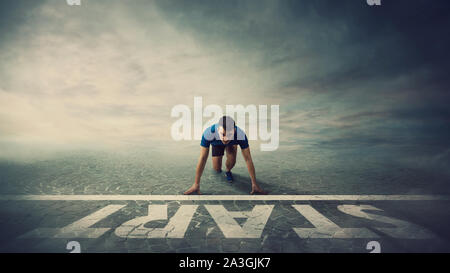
left=184, top=116, right=267, bottom=195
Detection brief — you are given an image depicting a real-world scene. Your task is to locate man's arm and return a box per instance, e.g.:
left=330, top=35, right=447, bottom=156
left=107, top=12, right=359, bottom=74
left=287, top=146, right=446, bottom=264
left=194, top=146, right=209, bottom=185
left=241, top=147, right=257, bottom=184
left=184, top=146, right=209, bottom=195
left=241, top=147, right=267, bottom=194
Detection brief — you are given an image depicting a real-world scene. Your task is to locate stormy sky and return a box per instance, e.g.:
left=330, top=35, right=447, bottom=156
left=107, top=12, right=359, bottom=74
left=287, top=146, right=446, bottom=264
left=0, top=0, right=449, bottom=159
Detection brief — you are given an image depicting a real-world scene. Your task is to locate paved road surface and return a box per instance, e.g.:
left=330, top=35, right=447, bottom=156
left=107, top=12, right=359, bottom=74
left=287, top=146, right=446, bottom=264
left=0, top=146, right=449, bottom=253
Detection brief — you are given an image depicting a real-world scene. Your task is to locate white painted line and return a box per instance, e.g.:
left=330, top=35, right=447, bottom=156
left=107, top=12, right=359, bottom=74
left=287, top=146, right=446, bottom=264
left=0, top=194, right=449, bottom=201
left=205, top=205, right=274, bottom=238
left=293, top=205, right=378, bottom=238
left=19, top=205, right=126, bottom=239
left=115, top=205, right=198, bottom=238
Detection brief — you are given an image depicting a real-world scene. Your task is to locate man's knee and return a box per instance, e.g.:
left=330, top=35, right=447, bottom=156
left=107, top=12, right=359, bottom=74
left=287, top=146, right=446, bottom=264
left=226, top=146, right=237, bottom=156
left=212, top=156, right=223, bottom=171
left=226, top=153, right=236, bottom=166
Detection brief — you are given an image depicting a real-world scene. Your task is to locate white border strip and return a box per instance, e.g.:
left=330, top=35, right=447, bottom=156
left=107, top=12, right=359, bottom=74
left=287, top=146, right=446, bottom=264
left=0, top=195, right=448, bottom=201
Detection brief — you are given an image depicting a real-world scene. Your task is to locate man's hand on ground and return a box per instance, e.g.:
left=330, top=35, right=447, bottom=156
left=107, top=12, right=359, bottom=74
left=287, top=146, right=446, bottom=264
left=250, top=184, right=268, bottom=195
left=184, top=184, right=201, bottom=195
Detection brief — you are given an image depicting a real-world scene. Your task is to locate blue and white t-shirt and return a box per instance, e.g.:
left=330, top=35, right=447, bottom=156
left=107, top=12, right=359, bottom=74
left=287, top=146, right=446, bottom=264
left=200, top=124, right=249, bottom=149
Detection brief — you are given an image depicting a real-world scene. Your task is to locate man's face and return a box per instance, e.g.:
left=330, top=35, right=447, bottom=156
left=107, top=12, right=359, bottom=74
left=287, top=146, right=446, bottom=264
left=218, top=126, right=235, bottom=144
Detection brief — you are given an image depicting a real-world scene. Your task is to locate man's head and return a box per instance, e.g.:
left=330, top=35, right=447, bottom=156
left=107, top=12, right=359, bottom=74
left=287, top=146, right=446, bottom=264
left=218, top=116, right=235, bottom=144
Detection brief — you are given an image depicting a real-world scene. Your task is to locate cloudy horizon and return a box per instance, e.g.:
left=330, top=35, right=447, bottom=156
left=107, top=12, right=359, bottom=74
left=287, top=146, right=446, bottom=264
left=0, top=0, right=449, bottom=164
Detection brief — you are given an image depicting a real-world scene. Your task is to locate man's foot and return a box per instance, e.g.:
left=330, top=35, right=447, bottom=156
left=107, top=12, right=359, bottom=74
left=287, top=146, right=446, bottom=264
left=250, top=184, right=268, bottom=195
left=215, top=169, right=222, bottom=173
left=184, top=184, right=201, bottom=195
left=225, top=171, right=233, bottom=182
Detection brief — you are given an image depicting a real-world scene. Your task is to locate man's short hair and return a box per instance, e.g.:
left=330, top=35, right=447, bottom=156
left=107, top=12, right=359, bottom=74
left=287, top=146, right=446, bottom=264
left=218, top=116, right=235, bottom=131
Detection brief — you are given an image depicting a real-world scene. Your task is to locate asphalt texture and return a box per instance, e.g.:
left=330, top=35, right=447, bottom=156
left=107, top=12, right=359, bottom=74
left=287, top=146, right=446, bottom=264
left=0, top=143, right=449, bottom=253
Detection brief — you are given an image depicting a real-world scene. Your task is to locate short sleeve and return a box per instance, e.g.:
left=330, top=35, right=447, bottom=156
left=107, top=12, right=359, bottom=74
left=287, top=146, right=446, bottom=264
left=238, top=134, right=249, bottom=149
left=200, top=134, right=211, bottom=148
left=200, top=126, right=216, bottom=147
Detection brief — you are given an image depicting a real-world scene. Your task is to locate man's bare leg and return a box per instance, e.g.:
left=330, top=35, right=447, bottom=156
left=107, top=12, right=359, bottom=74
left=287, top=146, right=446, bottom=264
left=225, top=145, right=237, bottom=172
left=212, top=156, right=223, bottom=172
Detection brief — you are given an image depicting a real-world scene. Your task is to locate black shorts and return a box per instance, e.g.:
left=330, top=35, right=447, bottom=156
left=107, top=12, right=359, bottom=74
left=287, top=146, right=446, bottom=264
left=212, top=145, right=226, bottom=157
left=212, top=145, right=239, bottom=157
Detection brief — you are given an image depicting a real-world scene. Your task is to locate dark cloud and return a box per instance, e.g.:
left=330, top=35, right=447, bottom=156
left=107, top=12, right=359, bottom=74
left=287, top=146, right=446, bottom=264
left=338, top=108, right=450, bottom=123
left=0, top=0, right=43, bottom=47
left=152, top=0, right=450, bottom=139
left=0, top=0, right=449, bottom=156
left=154, top=0, right=450, bottom=76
